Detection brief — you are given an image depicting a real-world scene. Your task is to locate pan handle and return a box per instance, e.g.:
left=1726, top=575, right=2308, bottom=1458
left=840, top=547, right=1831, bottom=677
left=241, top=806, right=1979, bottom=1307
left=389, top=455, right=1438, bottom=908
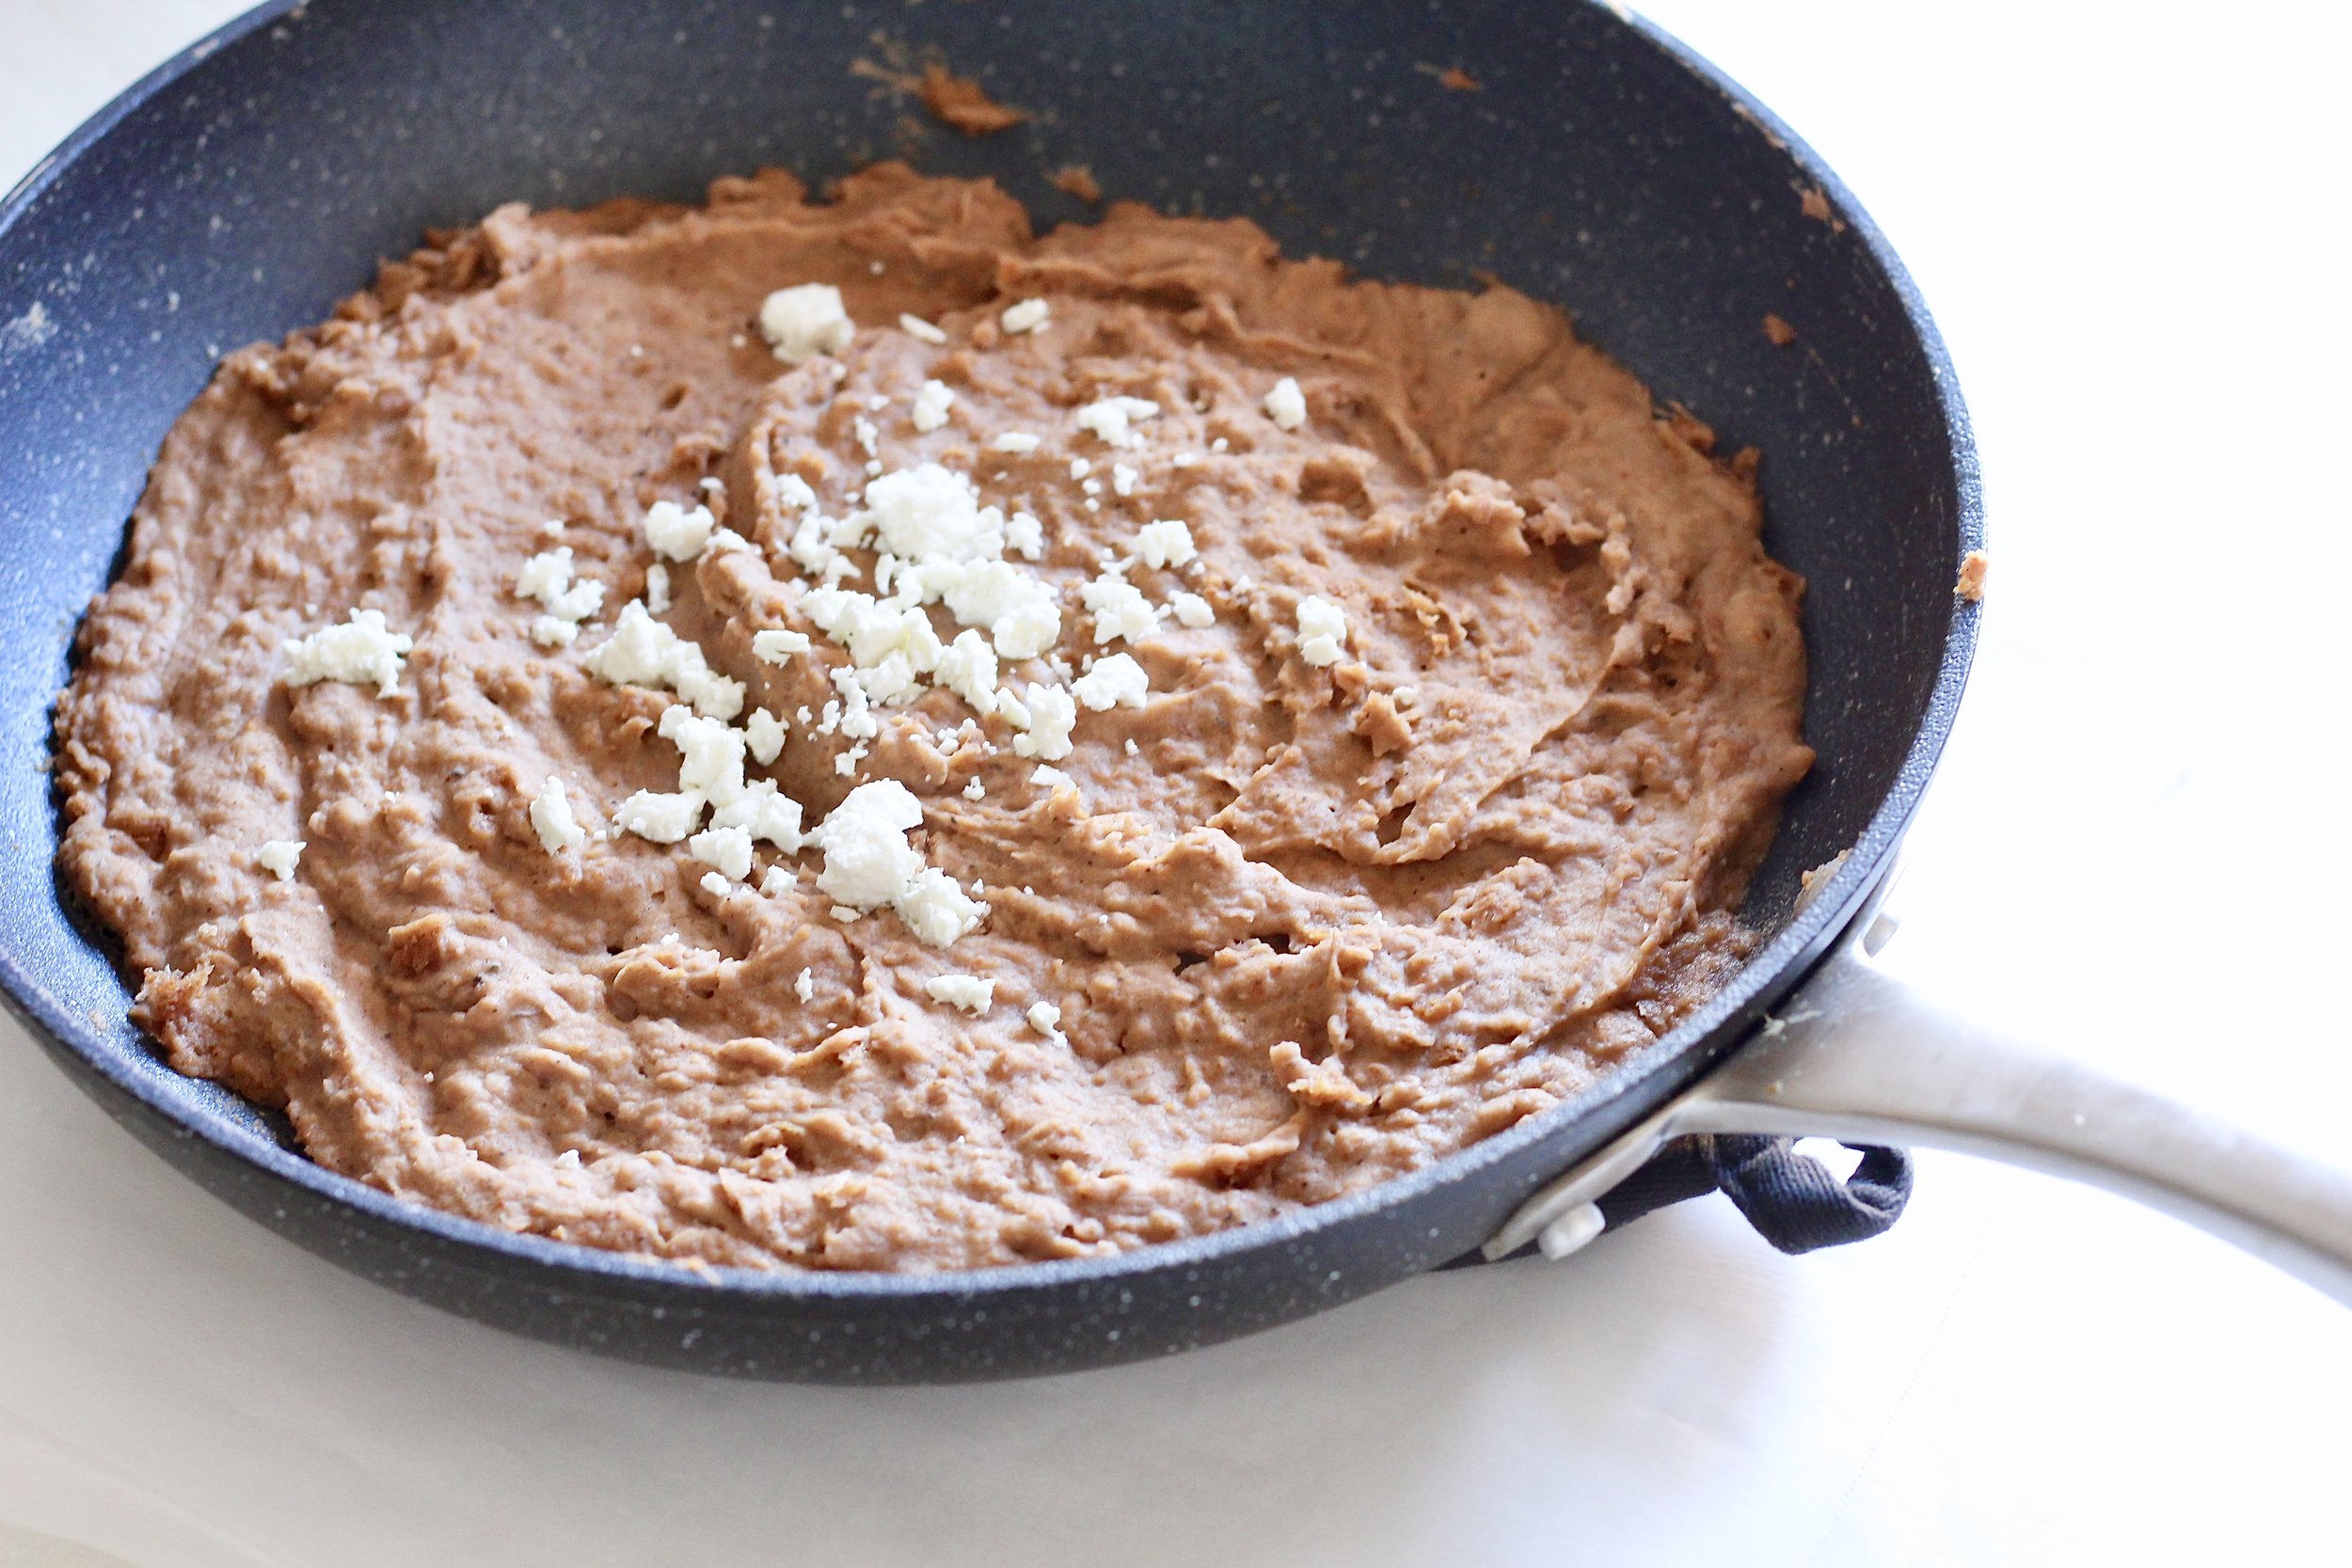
left=1486, top=927, right=2352, bottom=1306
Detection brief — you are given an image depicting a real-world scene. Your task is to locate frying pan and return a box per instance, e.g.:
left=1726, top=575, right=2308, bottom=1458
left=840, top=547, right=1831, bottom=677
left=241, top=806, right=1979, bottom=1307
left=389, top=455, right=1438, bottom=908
left=2, top=0, right=2344, bottom=1385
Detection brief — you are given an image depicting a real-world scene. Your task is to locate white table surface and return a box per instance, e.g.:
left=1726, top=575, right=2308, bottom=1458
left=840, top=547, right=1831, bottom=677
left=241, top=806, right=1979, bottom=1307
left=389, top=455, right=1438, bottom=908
left=4, top=1, right=2347, bottom=1562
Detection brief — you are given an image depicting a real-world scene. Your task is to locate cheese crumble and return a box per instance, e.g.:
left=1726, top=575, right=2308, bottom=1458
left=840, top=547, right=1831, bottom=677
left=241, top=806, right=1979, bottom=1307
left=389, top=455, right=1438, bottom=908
left=898, top=312, right=949, bottom=345
left=1000, top=297, right=1050, bottom=334
left=254, top=839, right=305, bottom=880
left=281, top=608, right=414, bottom=698
left=910, top=379, right=957, bottom=434
left=1071, top=652, right=1148, bottom=711
left=807, top=780, right=988, bottom=946
left=644, top=500, right=718, bottom=562
left=1295, top=594, right=1348, bottom=667
left=923, top=974, right=995, bottom=1014
left=1009, top=683, right=1077, bottom=761
left=1132, top=519, right=1196, bottom=569
left=1082, top=569, right=1163, bottom=644
left=1263, top=376, right=1308, bottom=430
left=1074, top=395, right=1159, bottom=448
left=758, top=282, right=854, bottom=364
left=529, top=777, right=588, bottom=854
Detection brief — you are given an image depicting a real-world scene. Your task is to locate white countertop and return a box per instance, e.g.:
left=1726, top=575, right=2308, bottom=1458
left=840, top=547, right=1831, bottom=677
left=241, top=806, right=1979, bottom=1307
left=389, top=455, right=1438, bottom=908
left=4, top=1, right=2346, bottom=1562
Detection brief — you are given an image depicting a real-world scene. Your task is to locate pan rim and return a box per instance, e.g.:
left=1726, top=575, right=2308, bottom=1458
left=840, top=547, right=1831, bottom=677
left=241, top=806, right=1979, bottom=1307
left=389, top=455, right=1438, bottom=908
left=0, top=0, right=1981, bottom=1307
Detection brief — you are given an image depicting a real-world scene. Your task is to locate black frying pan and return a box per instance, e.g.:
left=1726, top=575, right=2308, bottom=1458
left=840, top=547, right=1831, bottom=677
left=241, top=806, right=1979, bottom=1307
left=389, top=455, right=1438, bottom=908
left=0, top=0, right=1979, bottom=1381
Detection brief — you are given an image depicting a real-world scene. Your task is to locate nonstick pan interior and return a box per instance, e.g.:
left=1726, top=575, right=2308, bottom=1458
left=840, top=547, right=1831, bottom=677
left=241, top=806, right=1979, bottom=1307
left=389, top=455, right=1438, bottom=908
left=0, top=0, right=1977, bottom=1379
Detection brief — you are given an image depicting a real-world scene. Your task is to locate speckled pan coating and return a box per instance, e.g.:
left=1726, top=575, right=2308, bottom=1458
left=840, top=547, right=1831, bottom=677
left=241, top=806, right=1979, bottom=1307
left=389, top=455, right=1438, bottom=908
left=0, top=0, right=1979, bottom=1381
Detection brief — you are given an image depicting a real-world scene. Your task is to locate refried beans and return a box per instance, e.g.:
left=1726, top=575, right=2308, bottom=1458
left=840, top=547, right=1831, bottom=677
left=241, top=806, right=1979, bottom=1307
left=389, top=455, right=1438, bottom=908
left=53, top=165, right=1812, bottom=1271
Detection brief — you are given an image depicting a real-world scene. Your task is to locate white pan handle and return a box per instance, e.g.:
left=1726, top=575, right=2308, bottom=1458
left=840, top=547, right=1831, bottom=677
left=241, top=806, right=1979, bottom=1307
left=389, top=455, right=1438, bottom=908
left=1487, top=927, right=2352, bottom=1306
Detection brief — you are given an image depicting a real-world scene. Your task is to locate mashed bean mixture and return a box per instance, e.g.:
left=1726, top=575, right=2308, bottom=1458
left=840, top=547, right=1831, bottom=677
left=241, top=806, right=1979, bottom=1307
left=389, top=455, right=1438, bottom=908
left=55, top=166, right=1811, bottom=1270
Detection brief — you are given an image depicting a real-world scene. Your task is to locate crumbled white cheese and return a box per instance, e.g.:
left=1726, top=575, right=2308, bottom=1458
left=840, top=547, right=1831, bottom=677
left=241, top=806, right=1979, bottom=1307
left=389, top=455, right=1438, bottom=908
left=751, top=627, right=812, bottom=666
left=1030, top=764, right=1073, bottom=788
left=804, top=591, right=941, bottom=688
left=529, top=777, right=588, bottom=854
left=763, top=866, right=798, bottom=897
left=852, top=416, right=880, bottom=459
left=688, top=823, right=755, bottom=882
left=806, top=780, right=988, bottom=945
left=758, top=283, right=854, bottom=365
left=281, top=609, right=413, bottom=698
left=1264, top=376, right=1307, bottom=430
left=785, top=513, right=855, bottom=584
left=1169, top=591, right=1216, bottom=628
left=898, top=312, right=948, bottom=345
left=255, top=839, right=305, bottom=880
left=516, top=547, right=606, bottom=636
left=808, top=779, right=926, bottom=906
left=1074, top=395, right=1160, bottom=449
left=1009, top=683, right=1077, bottom=761
left=1005, top=510, right=1045, bottom=561
left=707, top=781, right=805, bottom=849
left=933, top=628, right=1000, bottom=713
left=644, top=500, right=718, bottom=562
left=991, top=432, right=1041, bottom=454
left=1295, top=594, right=1348, bottom=667
left=923, top=974, right=996, bottom=1014
left=896, top=866, right=990, bottom=947
left=612, top=790, right=706, bottom=844
left=1132, top=519, right=1196, bottom=569
left=659, top=705, right=747, bottom=801
left=584, top=601, right=746, bottom=720
left=700, top=871, right=731, bottom=897
left=940, top=562, right=1061, bottom=658
left=794, top=965, right=816, bottom=1000
left=1072, top=652, right=1148, bottom=711
left=961, top=778, right=986, bottom=801
left=1212, top=436, right=1231, bottom=454
left=1082, top=569, right=1163, bottom=644
left=910, top=379, right=957, bottom=434
left=1026, top=1000, right=1065, bottom=1044
left=1001, top=297, right=1050, bottom=334
left=828, top=668, right=882, bottom=738
left=744, top=706, right=786, bottom=766
left=644, top=562, right=671, bottom=614
left=1069, top=457, right=1092, bottom=480
left=854, top=464, right=1002, bottom=562
left=1124, top=737, right=1140, bottom=757
left=775, top=473, right=819, bottom=515
left=1111, top=464, right=1138, bottom=498
left=1393, top=684, right=1421, bottom=705
left=547, top=582, right=603, bottom=622
left=515, top=547, right=573, bottom=603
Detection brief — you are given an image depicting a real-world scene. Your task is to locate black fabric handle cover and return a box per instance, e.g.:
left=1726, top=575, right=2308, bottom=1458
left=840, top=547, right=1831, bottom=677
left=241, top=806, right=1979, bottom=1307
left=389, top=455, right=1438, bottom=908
left=1597, top=1134, right=1915, bottom=1255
